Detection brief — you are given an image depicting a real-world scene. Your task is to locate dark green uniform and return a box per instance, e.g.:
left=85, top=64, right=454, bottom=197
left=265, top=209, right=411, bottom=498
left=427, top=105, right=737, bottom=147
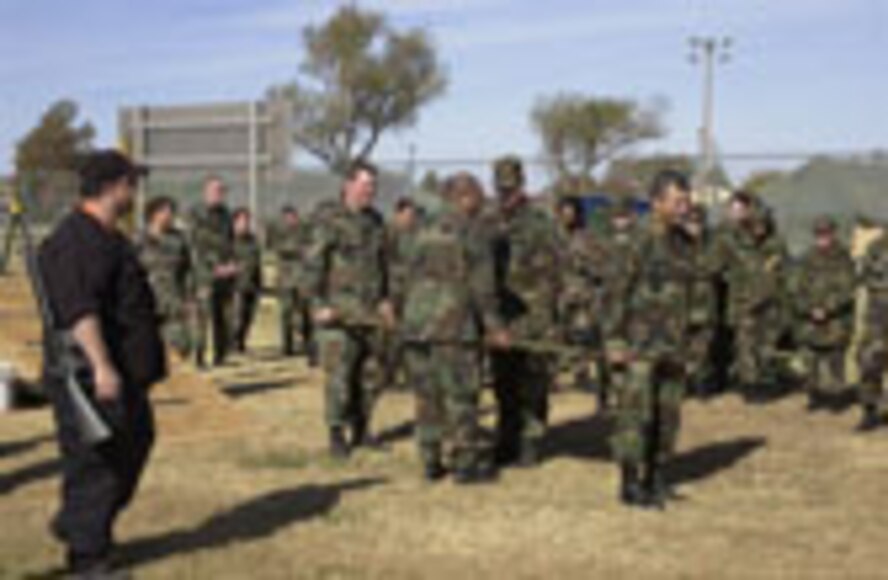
left=856, top=231, right=888, bottom=430
left=685, top=207, right=720, bottom=394
left=609, top=218, right=694, bottom=502
left=187, top=203, right=235, bottom=367
left=136, top=228, right=194, bottom=357
left=396, top=204, right=502, bottom=478
left=304, top=201, right=389, bottom=449
left=716, top=206, right=790, bottom=397
left=491, top=196, right=562, bottom=464
left=791, top=219, right=855, bottom=404
left=270, top=219, right=311, bottom=356
left=232, top=231, right=263, bottom=352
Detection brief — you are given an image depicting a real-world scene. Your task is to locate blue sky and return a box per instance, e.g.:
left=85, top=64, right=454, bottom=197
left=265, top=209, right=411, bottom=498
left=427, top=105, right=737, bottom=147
left=1, top=0, right=886, bottom=179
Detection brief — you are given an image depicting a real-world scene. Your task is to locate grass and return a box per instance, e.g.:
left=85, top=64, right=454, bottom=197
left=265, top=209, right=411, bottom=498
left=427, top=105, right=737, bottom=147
left=1, top=292, right=887, bottom=579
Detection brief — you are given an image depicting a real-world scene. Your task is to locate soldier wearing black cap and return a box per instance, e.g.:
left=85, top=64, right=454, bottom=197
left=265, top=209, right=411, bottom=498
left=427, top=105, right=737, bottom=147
left=38, top=149, right=166, bottom=579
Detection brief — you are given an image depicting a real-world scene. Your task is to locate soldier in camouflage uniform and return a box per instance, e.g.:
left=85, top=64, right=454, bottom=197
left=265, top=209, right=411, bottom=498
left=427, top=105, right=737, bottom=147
left=608, top=170, right=694, bottom=508
left=716, top=199, right=790, bottom=401
left=231, top=208, right=263, bottom=353
left=397, top=173, right=508, bottom=484
left=490, top=156, right=562, bottom=467
left=855, top=224, right=888, bottom=431
left=136, top=196, right=194, bottom=357
left=557, top=197, right=606, bottom=397
left=187, top=176, right=237, bottom=368
left=683, top=204, right=720, bottom=397
left=384, top=198, right=422, bottom=391
left=790, top=217, right=856, bottom=410
left=270, top=206, right=311, bottom=357
left=305, top=161, right=393, bottom=458
left=595, top=196, right=642, bottom=414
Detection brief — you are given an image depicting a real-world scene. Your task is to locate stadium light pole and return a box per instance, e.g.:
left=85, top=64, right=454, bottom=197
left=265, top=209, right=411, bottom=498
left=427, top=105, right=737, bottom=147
left=688, top=36, right=732, bottom=204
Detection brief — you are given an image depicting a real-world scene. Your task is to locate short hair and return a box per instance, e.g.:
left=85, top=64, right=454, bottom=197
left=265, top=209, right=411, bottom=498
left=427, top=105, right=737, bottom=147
left=281, top=205, right=297, bottom=216
left=232, top=207, right=251, bottom=222
left=204, top=174, right=225, bottom=186
left=649, top=169, right=690, bottom=201
left=442, top=172, right=483, bottom=199
left=395, top=197, right=416, bottom=214
left=79, top=149, right=147, bottom=199
left=345, top=159, right=379, bottom=182
left=144, top=195, right=176, bottom=223
left=730, top=190, right=757, bottom=208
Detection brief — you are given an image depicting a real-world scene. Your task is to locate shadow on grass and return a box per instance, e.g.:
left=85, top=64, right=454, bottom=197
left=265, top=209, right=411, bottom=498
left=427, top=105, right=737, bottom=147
left=0, top=433, right=53, bottom=460
left=671, top=436, right=766, bottom=486
left=222, top=379, right=297, bottom=399
left=544, top=413, right=613, bottom=462
left=0, top=457, right=62, bottom=495
left=119, top=477, right=386, bottom=568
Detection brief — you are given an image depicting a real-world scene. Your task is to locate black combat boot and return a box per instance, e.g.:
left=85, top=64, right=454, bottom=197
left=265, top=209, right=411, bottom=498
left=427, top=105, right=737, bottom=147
left=643, top=462, right=674, bottom=507
left=807, top=391, right=825, bottom=412
left=619, top=463, right=650, bottom=507
left=423, top=460, right=447, bottom=482
left=597, top=388, right=610, bottom=416
left=856, top=404, right=883, bottom=432
left=329, top=427, right=349, bottom=459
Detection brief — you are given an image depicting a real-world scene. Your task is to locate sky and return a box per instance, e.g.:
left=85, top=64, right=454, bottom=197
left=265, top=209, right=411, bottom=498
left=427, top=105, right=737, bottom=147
left=1, top=0, right=886, bottom=180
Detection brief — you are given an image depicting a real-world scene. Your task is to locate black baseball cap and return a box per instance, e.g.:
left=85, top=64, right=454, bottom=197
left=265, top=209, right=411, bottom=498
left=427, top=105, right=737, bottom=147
left=79, top=149, right=148, bottom=198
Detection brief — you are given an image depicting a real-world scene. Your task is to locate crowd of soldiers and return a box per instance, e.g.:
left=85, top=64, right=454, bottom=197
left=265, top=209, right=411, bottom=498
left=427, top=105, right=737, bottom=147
left=134, top=158, right=888, bottom=510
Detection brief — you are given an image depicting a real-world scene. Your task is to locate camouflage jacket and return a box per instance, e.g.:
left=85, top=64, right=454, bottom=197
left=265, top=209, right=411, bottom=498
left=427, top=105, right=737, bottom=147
left=396, top=206, right=502, bottom=343
left=596, top=226, right=642, bottom=342
left=859, top=233, right=888, bottom=335
left=233, top=233, right=263, bottom=293
left=686, top=233, right=720, bottom=329
left=304, top=203, right=388, bottom=322
left=136, top=228, right=193, bottom=320
left=187, top=204, right=234, bottom=286
left=558, top=226, right=606, bottom=340
left=791, top=243, right=855, bottom=347
left=386, top=221, right=421, bottom=313
left=269, top=221, right=308, bottom=291
left=491, top=198, right=562, bottom=341
left=715, top=225, right=790, bottom=324
left=617, top=221, right=696, bottom=357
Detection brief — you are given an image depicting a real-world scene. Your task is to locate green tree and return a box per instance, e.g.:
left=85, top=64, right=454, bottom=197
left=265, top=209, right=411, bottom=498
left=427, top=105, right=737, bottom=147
left=272, top=6, right=447, bottom=175
left=15, top=99, right=95, bottom=178
left=531, top=93, right=666, bottom=190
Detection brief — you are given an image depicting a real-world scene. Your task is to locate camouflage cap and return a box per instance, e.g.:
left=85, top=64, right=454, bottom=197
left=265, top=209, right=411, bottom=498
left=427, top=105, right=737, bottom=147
left=493, top=155, right=525, bottom=190
left=813, top=215, right=838, bottom=235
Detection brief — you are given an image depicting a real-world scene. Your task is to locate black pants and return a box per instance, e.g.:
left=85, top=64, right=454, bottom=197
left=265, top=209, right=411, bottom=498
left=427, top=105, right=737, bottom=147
left=234, top=289, right=259, bottom=352
left=48, top=376, right=155, bottom=563
left=491, top=350, right=552, bottom=456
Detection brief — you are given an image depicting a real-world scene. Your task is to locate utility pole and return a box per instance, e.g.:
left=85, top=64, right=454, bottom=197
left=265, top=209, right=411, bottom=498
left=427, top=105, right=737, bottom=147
left=688, top=36, right=732, bottom=205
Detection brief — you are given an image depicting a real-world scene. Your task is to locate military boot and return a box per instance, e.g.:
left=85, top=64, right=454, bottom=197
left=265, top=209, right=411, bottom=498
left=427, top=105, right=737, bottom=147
left=856, top=404, right=883, bottom=433
left=619, top=463, right=650, bottom=507
left=516, top=439, right=542, bottom=468
left=643, top=462, right=674, bottom=507
left=453, top=462, right=498, bottom=485
left=329, top=427, right=349, bottom=459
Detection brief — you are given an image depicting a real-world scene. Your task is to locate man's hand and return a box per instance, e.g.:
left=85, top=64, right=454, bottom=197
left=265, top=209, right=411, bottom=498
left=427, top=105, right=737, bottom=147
left=608, top=349, right=633, bottom=366
left=94, top=363, right=122, bottom=402
left=486, top=329, right=512, bottom=350
left=314, top=306, right=339, bottom=325
left=214, top=263, right=239, bottom=279
left=811, top=308, right=827, bottom=323
left=378, top=301, right=397, bottom=330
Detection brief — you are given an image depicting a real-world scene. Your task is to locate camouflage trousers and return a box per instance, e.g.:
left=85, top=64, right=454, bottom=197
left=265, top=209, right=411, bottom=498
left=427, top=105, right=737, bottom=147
left=317, top=327, right=386, bottom=430
left=278, top=287, right=312, bottom=355
left=857, top=335, right=888, bottom=411
left=686, top=324, right=715, bottom=386
left=610, top=355, right=685, bottom=467
left=732, top=310, right=784, bottom=387
left=404, top=344, right=485, bottom=471
left=160, top=308, right=194, bottom=358
left=491, top=350, right=553, bottom=456
left=801, top=344, right=848, bottom=395
left=194, top=279, right=235, bottom=366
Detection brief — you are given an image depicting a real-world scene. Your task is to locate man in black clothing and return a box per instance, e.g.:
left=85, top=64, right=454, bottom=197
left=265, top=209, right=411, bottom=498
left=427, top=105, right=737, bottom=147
left=39, top=150, right=167, bottom=579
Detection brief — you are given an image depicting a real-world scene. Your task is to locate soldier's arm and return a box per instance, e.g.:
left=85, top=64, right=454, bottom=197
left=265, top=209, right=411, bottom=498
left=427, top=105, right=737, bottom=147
left=466, top=229, right=505, bottom=336
left=303, top=220, right=334, bottom=309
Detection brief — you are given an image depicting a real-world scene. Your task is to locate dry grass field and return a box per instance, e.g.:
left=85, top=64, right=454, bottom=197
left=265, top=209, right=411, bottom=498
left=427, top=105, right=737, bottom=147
left=1, top=272, right=888, bottom=579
